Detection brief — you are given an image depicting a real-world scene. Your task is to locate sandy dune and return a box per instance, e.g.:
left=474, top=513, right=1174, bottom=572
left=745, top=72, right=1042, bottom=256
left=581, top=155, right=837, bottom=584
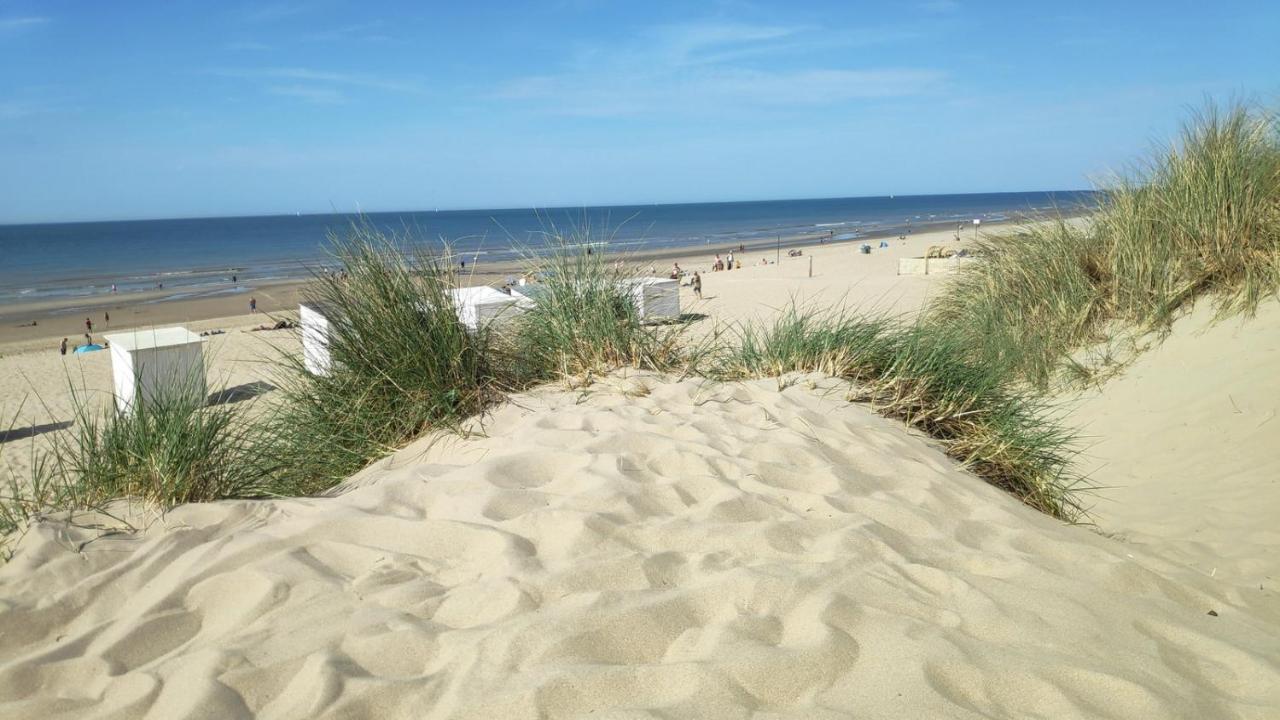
left=1067, top=299, right=1280, bottom=617
left=2, top=375, right=1276, bottom=718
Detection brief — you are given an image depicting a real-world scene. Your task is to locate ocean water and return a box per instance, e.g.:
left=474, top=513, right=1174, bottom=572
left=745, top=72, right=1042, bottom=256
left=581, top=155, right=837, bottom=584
left=0, top=191, right=1095, bottom=307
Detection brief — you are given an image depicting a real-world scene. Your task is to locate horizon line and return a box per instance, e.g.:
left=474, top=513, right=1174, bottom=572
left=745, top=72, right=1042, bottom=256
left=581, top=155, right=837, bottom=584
left=0, top=188, right=1098, bottom=228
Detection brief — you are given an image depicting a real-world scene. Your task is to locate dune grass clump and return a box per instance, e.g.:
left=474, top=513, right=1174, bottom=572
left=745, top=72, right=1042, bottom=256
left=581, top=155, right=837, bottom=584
left=1101, top=102, right=1280, bottom=322
left=260, top=225, right=498, bottom=494
left=926, top=218, right=1109, bottom=388
left=713, top=306, right=1085, bottom=521
left=0, top=375, right=269, bottom=559
left=927, top=100, right=1279, bottom=387
left=49, top=377, right=269, bottom=506
left=509, top=238, right=686, bottom=382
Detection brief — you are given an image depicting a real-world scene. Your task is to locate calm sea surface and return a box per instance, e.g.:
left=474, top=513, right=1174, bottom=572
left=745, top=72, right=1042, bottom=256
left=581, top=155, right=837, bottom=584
left=0, top=192, right=1095, bottom=307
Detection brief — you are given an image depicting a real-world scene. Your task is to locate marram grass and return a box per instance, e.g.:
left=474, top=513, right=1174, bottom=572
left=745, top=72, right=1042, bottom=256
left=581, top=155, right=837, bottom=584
left=709, top=306, right=1086, bottom=521
left=927, top=100, right=1279, bottom=387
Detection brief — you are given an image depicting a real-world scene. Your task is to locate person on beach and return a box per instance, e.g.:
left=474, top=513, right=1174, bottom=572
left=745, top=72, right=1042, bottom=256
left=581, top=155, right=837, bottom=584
left=692, top=271, right=702, bottom=299
left=727, top=251, right=734, bottom=270
left=85, top=317, right=92, bottom=332
left=250, top=297, right=257, bottom=313
left=104, top=311, right=110, bottom=324
left=59, top=338, right=67, bottom=355
left=670, top=262, right=682, bottom=280
left=111, top=284, right=117, bottom=293
left=713, top=254, right=722, bottom=271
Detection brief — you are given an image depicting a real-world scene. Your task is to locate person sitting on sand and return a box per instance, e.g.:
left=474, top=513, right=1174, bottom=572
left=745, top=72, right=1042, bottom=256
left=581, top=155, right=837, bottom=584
left=670, top=262, right=683, bottom=280
left=692, top=271, right=702, bottom=299
left=251, top=319, right=296, bottom=332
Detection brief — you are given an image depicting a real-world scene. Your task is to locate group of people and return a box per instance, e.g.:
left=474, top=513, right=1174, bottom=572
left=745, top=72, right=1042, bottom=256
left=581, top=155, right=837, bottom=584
left=712, top=252, right=742, bottom=272
left=57, top=312, right=113, bottom=355
left=59, top=332, right=108, bottom=356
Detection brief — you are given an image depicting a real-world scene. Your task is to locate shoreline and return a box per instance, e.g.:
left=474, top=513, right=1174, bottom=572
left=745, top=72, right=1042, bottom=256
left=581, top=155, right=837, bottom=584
left=0, top=216, right=1030, bottom=353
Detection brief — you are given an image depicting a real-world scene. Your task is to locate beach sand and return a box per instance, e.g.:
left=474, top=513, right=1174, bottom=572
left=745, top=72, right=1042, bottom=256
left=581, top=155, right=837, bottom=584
left=1, top=374, right=1276, bottom=718
left=2, top=223, right=1279, bottom=718
left=1064, top=299, right=1280, bottom=614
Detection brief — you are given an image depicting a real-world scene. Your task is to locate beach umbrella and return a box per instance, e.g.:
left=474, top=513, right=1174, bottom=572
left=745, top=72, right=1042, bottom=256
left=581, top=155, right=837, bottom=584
left=73, top=344, right=104, bottom=354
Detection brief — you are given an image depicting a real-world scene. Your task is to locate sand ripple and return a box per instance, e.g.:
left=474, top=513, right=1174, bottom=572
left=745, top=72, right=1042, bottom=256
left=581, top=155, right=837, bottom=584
left=1, top=375, right=1277, bottom=718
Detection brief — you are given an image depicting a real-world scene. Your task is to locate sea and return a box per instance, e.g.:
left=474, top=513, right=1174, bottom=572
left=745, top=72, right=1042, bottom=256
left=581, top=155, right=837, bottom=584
left=0, top=191, right=1095, bottom=309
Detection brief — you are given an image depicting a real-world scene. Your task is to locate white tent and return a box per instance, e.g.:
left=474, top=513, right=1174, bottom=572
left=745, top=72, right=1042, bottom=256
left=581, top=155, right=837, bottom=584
left=621, top=277, right=680, bottom=321
left=299, top=302, right=333, bottom=376
left=103, top=327, right=206, bottom=414
left=449, top=286, right=524, bottom=331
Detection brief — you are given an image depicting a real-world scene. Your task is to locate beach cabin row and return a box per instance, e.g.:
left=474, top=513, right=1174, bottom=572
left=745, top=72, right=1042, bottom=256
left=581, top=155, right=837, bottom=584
left=300, top=278, right=680, bottom=376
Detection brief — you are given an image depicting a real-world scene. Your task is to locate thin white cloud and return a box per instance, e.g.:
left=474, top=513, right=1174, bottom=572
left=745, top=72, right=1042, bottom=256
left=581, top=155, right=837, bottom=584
left=0, top=16, right=50, bottom=34
left=240, top=2, right=319, bottom=23
left=0, top=100, right=39, bottom=119
left=301, top=21, right=393, bottom=43
left=919, top=1, right=960, bottom=13
left=493, top=20, right=946, bottom=116
left=228, top=40, right=273, bottom=52
left=214, top=66, right=424, bottom=94
left=267, top=84, right=346, bottom=104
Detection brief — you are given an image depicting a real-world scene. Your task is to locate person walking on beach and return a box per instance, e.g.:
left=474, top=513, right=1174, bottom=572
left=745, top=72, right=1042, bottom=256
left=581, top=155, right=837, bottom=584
left=250, top=297, right=257, bottom=313
left=104, top=311, right=110, bottom=324
left=692, top=271, right=702, bottom=299
left=59, top=338, right=67, bottom=356
left=85, top=317, right=93, bottom=333
left=727, top=251, right=734, bottom=270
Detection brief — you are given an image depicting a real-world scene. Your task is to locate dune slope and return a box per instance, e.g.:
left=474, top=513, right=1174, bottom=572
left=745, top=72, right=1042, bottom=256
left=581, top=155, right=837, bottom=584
left=1067, top=299, right=1280, bottom=615
left=1, top=375, right=1277, bottom=719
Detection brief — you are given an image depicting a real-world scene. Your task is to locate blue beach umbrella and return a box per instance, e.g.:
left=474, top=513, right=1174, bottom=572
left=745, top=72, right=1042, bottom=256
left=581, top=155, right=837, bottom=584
left=73, top=344, right=104, bottom=354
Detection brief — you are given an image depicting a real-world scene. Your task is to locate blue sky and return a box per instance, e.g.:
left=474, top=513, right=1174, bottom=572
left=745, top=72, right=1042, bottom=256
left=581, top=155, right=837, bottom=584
left=1, top=1, right=1275, bottom=223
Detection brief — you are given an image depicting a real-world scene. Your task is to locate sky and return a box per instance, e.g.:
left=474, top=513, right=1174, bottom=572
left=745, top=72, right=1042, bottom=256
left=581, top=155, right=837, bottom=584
left=1, top=1, right=1276, bottom=224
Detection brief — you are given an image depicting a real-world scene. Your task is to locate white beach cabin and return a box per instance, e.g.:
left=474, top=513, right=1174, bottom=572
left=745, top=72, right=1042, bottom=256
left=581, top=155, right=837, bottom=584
left=448, top=286, right=524, bottom=331
left=103, top=327, right=206, bottom=414
left=299, top=289, right=524, bottom=377
left=621, top=277, right=681, bottom=321
left=510, top=283, right=548, bottom=309
left=299, top=302, right=334, bottom=376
